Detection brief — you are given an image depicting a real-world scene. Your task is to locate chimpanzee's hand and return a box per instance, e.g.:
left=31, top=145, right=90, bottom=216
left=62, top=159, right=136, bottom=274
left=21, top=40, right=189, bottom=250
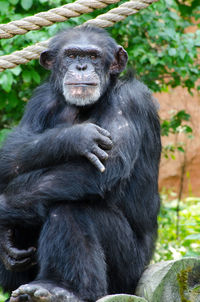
left=0, top=227, right=36, bottom=272
left=75, top=123, right=113, bottom=172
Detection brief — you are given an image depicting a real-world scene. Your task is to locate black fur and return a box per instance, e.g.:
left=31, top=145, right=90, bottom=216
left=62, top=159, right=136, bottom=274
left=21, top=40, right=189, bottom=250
left=0, top=26, right=161, bottom=300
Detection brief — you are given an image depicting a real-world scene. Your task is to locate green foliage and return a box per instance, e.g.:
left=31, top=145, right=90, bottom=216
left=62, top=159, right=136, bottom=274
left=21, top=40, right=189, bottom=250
left=20, top=0, right=33, bottom=10
left=161, top=110, right=192, bottom=137
left=161, top=110, right=193, bottom=159
left=110, top=0, right=200, bottom=92
left=0, top=129, right=11, bottom=147
left=0, top=290, right=8, bottom=302
left=154, top=195, right=200, bottom=262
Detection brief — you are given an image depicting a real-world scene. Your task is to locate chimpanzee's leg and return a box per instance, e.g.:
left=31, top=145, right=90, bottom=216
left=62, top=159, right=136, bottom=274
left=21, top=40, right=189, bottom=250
left=92, top=206, right=154, bottom=295
left=10, top=203, right=108, bottom=302
left=10, top=201, right=151, bottom=302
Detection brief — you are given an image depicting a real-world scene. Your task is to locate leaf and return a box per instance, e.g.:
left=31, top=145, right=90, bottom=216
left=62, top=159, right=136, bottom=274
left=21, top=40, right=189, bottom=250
left=0, top=129, right=11, bottom=146
left=149, top=56, right=157, bottom=65
left=190, top=68, right=199, bottom=74
left=21, top=0, right=33, bottom=10
left=177, top=146, right=185, bottom=153
left=22, top=70, right=31, bottom=83
left=11, top=66, right=22, bottom=76
left=0, top=72, right=13, bottom=92
left=31, top=70, right=41, bottom=84
left=185, top=234, right=200, bottom=240
left=6, top=91, right=19, bottom=109
left=179, top=51, right=186, bottom=60
left=183, top=125, right=192, bottom=133
left=176, top=110, right=191, bottom=121
left=168, top=48, right=177, bottom=56
left=9, top=0, right=19, bottom=4
left=0, top=1, right=9, bottom=14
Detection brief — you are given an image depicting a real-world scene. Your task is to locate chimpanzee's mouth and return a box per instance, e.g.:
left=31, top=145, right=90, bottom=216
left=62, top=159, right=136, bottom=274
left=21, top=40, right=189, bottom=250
left=65, top=83, right=98, bottom=87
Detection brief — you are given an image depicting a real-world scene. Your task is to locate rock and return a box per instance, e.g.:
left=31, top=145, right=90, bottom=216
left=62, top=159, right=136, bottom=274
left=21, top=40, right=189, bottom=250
left=135, top=257, right=200, bottom=302
left=97, top=294, right=148, bottom=302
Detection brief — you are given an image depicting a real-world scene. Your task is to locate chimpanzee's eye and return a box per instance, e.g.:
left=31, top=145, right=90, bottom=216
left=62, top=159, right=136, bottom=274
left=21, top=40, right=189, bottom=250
left=90, top=54, right=97, bottom=60
left=68, top=54, right=76, bottom=59
left=66, top=53, right=76, bottom=59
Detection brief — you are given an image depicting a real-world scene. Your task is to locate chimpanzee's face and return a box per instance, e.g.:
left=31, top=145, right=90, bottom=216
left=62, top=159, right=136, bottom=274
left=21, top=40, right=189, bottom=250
left=40, top=27, right=128, bottom=107
left=60, top=43, right=105, bottom=106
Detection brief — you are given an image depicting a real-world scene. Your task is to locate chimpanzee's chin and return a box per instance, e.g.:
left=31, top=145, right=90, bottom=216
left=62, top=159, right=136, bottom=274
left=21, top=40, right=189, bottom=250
left=63, top=86, right=100, bottom=106
left=66, top=97, right=98, bottom=106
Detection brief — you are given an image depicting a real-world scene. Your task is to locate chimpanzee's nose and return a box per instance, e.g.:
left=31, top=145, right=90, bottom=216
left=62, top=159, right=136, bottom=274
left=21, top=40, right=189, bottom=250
left=76, top=64, right=87, bottom=71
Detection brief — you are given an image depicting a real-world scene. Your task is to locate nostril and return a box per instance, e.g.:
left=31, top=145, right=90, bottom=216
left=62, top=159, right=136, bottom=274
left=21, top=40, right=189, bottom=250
left=76, top=65, right=81, bottom=71
left=82, top=64, right=87, bottom=71
left=76, top=64, right=87, bottom=71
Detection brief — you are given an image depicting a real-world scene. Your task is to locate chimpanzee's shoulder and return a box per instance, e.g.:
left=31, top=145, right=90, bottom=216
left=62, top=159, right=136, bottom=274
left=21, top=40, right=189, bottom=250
left=114, top=75, right=159, bottom=115
left=20, top=81, right=59, bottom=131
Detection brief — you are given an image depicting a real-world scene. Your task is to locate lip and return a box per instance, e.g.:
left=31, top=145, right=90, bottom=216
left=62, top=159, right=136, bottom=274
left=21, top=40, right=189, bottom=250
left=65, top=83, right=98, bottom=86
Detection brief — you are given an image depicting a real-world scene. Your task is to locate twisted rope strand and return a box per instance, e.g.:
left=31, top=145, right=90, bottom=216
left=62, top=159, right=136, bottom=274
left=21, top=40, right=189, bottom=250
left=85, top=0, right=155, bottom=27
left=0, top=0, right=121, bottom=39
left=0, top=0, right=158, bottom=71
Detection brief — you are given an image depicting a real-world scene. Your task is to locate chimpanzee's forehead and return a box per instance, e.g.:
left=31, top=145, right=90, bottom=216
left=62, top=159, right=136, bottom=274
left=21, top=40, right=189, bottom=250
left=54, top=29, right=116, bottom=52
left=62, top=43, right=102, bottom=53
left=63, top=32, right=108, bottom=48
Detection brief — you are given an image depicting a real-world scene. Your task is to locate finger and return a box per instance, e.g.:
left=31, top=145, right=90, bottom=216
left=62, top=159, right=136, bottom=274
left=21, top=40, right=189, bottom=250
left=11, top=284, right=32, bottom=296
left=10, top=258, right=37, bottom=272
left=5, top=246, right=36, bottom=260
left=16, top=284, right=41, bottom=295
left=95, top=125, right=111, bottom=138
left=86, top=153, right=105, bottom=173
left=6, top=257, right=34, bottom=272
left=96, top=134, right=113, bottom=150
left=93, top=146, right=109, bottom=161
left=34, top=288, right=50, bottom=298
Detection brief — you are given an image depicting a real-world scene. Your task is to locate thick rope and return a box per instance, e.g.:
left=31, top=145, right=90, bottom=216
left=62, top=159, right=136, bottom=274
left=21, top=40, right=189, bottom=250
left=0, top=0, right=121, bottom=39
left=85, top=0, right=156, bottom=27
left=0, top=0, right=158, bottom=72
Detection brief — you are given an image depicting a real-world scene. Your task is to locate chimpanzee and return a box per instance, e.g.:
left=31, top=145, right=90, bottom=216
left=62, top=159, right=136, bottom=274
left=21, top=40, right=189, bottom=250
left=0, top=26, right=161, bottom=302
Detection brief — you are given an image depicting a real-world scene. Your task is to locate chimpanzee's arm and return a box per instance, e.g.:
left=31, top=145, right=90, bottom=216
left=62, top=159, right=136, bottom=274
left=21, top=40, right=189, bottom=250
left=0, top=84, right=59, bottom=184
left=0, top=84, right=113, bottom=185
left=0, top=123, right=112, bottom=186
left=3, top=130, right=132, bottom=207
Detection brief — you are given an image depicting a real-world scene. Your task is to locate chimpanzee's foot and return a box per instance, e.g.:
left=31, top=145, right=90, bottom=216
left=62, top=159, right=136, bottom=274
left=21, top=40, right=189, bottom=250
left=10, top=282, right=82, bottom=302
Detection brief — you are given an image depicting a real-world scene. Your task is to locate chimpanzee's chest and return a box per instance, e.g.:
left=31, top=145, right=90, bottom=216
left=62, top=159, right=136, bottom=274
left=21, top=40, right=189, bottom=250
left=55, top=104, right=98, bottom=126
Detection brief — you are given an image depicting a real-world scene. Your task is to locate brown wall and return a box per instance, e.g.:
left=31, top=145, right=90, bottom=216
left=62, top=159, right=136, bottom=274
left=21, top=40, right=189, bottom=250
left=155, top=87, right=200, bottom=197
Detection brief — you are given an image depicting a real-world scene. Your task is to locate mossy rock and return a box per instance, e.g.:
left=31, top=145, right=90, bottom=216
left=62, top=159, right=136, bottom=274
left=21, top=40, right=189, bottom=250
left=135, top=257, right=200, bottom=302
left=97, top=294, right=148, bottom=302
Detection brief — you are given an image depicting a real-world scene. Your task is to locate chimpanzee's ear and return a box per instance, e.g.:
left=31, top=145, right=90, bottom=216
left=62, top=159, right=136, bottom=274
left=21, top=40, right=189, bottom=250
left=110, top=46, right=128, bottom=75
left=40, top=50, right=55, bottom=70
